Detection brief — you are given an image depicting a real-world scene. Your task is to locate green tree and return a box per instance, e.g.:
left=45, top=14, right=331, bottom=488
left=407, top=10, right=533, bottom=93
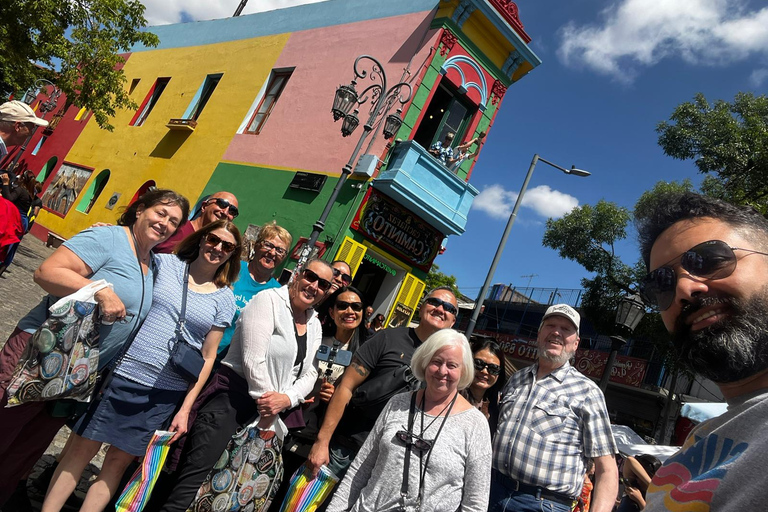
left=424, top=264, right=460, bottom=298
left=0, top=0, right=159, bottom=131
left=657, top=92, right=768, bottom=212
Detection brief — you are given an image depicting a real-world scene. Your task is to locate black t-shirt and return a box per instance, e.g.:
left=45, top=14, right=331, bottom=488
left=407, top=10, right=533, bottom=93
left=335, top=326, right=422, bottom=446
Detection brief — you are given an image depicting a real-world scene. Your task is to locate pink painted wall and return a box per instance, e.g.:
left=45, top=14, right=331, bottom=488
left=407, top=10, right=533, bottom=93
left=222, top=9, right=440, bottom=176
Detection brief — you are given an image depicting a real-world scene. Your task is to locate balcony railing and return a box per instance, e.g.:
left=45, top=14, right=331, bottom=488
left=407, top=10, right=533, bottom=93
left=372, top=140, right=478, bottom=236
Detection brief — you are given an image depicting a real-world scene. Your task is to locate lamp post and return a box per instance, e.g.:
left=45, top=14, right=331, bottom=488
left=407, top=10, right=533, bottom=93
left=599, top=293, right=646, bottom=391
left=465, top=154, right=590, bottom=338
left=5, top=78, right=61, bottom=172
left=296, top=55, right=412, bottom=268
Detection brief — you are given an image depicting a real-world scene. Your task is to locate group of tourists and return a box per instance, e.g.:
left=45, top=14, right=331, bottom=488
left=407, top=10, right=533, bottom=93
left=0, top=106, right=764, bottom=512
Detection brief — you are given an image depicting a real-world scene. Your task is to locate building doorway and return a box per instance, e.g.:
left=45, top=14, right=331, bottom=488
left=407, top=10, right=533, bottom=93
left=352, top=257, right=389, bottom=306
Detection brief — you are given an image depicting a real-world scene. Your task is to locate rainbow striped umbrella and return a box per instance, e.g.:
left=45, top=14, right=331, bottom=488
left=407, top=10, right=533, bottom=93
left=279, top=463, right=339, bottom=512
left=116, top=430, right=176, bottom=512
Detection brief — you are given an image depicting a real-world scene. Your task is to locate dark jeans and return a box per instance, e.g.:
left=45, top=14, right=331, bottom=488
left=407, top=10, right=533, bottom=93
left=489, top=478, right=573, bottom=512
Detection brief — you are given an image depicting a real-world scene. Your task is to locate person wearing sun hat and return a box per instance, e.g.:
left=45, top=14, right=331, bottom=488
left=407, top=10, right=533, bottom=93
left=489, top=303, right=619, bottom=512
left=0, top=100, right=49, bottom=160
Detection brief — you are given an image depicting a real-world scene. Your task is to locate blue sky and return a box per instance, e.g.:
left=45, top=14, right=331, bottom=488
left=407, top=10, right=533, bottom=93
left=139, top=0, right=768, bottom=298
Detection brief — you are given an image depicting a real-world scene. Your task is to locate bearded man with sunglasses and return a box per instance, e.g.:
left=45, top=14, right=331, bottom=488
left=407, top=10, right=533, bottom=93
left=489, top=304, right=618, bottom=512
left=635, top=192, right=768, bottom=512
left=154, top=191, right=239, bottom=253
left=306, top=287, right=458, bottom=487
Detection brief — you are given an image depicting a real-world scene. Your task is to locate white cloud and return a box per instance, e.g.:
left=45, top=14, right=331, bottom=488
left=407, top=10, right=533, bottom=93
left=139, top=0, right=328, bottom=26
left=558, top=0, right=768, bottom=83
left=750, top=68, right=768, bottom=87
left=472, top=184, right=579, bottom=221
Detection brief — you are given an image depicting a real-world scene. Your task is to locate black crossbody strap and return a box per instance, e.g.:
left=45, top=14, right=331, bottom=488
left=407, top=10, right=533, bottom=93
left=174, top=263, right=190, bottom=342
left=400, top=391, right=418, bottom=499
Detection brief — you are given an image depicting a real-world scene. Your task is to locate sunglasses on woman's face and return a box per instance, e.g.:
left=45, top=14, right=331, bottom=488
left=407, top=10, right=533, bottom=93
left=332, top=267, right=352, bottom=285
left=301, top=268, right=332, bottom=292
left=395, top=429, right=432, bottom=452
left=261, top=240, right=287, bottom=258
left=204, top=233, right=238, bottom=253
left=208, top=197, right=239, bottom=218
left=335, top=301, right=364, bottom=312
left=473, top=358, right=501, bottom=376
left=641, top=239, right=768, bottom=311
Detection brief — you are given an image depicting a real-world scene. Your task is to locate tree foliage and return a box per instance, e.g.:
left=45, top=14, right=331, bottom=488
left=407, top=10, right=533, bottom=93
left=424, top=264, right=460, bottom=298
left=657, top=92, right=768, bottom=211
left=0, top=0, right=159, bottom=130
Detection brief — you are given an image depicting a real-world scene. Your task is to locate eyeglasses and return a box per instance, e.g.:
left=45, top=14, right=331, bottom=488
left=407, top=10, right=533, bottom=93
left=335, top=301, right=364, bottom=312
left=473, top=358, right=501, bottom=376
left=424, top=297, right=458, bottom=316
left=301, top=268, right=332, bottom=292
left=204, top=233, right=238, bottom=253
left=331, top=267, right=352, bottom=285
left=261, top=240, right=287, bottom=258
left=640, top=240, right=768, bottom=311
left=395, top=430, right=432, bottom=452
left=208, top=197, right=239, bottom=218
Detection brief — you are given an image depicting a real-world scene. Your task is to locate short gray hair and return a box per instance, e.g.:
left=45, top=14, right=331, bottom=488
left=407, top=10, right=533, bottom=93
left=411, top=329, right=474, bottom=390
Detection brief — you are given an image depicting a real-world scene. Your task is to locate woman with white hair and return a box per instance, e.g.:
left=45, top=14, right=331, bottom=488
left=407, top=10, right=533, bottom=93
left=327, top=329, right=492, bottom=512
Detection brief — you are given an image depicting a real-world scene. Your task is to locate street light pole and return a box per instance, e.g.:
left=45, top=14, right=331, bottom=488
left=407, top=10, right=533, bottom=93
left=465, top=154, right=590, bottom=339
left=296, top=55, right=412, bottom=269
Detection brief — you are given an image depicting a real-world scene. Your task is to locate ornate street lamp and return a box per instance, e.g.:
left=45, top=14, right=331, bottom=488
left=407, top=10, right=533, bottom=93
left=297, top=55, right=413, bottom=268
left=599, top=293, right=646, bottom=391
left=5, top=78, right=60, bottom=172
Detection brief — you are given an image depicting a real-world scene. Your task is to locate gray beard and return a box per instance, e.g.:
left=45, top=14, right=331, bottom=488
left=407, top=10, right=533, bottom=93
left=539, top=347, right=574, bottom=367
left=672, top=289, right=768, bottom=383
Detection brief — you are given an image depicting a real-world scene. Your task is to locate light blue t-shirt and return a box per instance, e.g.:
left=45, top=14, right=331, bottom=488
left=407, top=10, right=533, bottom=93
left=217, top=263, right=280, bottom=356
left=17, top=226, right=155, bottom=368
left=117, top=254, right=235, bottom=390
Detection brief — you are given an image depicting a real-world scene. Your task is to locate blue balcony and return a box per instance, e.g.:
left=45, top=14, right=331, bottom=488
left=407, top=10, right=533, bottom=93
left=372, top=140, right=479, bottom=236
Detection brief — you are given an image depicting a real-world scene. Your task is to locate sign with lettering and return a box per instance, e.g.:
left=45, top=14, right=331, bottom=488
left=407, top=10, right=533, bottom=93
left=351, top=189, right=442, bottom=271
left=478, top=330, right=649, bottom=388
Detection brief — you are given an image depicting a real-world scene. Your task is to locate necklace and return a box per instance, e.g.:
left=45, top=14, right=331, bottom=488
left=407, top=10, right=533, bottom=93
left=419, top=392, right=456, bottom=436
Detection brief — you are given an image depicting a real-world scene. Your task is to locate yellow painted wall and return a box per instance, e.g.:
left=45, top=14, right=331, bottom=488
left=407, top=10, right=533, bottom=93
left=37, top=33, right=290, bottom=237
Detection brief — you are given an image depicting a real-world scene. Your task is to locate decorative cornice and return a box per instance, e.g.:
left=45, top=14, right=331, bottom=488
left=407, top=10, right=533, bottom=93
left=440, top=29, right=458, bottom=56
left=488, top=0, right=531, bottom=43
left=452, top=0, right=476, bottom=28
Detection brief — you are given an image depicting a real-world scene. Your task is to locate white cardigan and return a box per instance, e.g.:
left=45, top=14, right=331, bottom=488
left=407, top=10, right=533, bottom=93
left=221, top=285, right=321, bottom=427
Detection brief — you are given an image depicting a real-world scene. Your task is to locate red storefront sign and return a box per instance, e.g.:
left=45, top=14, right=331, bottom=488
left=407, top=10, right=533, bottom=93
left=478, top=330, right=648, bottom=388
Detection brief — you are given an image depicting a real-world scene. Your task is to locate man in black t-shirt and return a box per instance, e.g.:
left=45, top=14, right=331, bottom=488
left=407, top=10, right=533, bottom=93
left=306, top=286, right=458, bottom=479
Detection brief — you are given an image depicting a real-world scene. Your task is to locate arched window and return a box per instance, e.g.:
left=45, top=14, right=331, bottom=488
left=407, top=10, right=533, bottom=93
left=130, top=180, right=156, bottom=204
left=38, top=156, right=58, bottom=183
left=76, top=169, right=110, bottom=214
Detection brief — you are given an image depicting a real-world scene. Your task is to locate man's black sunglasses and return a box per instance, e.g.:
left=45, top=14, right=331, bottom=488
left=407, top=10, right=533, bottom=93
left=424, top=297, right=458, bottom=315
left=209, top=197, right=239, bottom=218
left=301, top=268, right=332, bottom=292
left=395, top=429, right=432, bottom=452
left=332, top=267, right=352, bottom=285
left=473, top=359, right=501, bottom=376
left=640, top=239, right=768, bottom=311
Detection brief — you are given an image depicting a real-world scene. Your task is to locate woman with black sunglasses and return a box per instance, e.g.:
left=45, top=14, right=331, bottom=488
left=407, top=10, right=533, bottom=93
left=463, top=338, right=507, bottom=436
left=152, top=259, right=334, bottom=512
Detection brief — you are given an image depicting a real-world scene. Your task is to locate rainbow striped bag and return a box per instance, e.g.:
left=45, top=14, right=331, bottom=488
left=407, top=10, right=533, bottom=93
left=279, top=463, right=339, bottom=512
left=115, top=430, right=176, bottom=512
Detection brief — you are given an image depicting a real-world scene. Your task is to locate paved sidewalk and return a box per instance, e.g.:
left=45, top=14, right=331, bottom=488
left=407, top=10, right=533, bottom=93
left=1, top=236, right=106, bottom=512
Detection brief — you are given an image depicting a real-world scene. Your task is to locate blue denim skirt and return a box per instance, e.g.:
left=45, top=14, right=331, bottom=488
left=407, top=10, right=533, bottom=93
left=71, top=374, right=185, bottom=456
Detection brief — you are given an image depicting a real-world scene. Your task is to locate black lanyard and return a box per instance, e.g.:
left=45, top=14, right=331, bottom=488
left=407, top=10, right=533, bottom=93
left=400, top=390, right=457, bottom=509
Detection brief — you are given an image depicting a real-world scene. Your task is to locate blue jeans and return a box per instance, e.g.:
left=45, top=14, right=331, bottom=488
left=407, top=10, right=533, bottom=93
left=326, top=440, right=356, bottom=480
left=489, top=479, right=573, bottom=512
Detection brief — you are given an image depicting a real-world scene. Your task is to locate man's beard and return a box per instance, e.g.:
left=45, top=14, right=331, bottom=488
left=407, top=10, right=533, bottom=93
left=672, top=289, right=768, bottom=383
left=539, top=343, right=575, bottom=367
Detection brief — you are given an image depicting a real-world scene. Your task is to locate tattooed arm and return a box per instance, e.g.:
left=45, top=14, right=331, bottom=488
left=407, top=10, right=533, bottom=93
left=307, top=355, right=371, bottom=475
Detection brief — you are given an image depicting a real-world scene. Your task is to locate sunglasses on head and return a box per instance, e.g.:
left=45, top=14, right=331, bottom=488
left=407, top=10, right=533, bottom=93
left=261, top=240, right=287, bottom=258
left=301, top=268, right=332, bottom=292
left=204, top=233, right=238, bottom=253
left=208, top=197, right=239, bottom=218
left=473, top=358, right=501, bottom=376
left=331, top=267, right=352, bottom=285
left=641, top=239, right=768, bottom=311
left=335, top=300, right=364, bottom=312
left=395, top=429, right=432, bottom=452
left=424, top=296, right=458, bottom=316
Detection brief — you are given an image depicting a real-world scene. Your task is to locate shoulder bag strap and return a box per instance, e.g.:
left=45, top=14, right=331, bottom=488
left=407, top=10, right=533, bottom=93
left=174, top=263, right=190, bottom=343
left=400, top=391, right=417, bottom=502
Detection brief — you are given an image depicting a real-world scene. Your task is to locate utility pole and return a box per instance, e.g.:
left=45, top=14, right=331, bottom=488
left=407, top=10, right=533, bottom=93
left=233, top=0, right=248, bottom=16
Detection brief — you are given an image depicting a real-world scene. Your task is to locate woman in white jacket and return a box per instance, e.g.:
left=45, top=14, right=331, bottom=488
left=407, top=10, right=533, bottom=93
left=154, top=259, right=334, bottom=512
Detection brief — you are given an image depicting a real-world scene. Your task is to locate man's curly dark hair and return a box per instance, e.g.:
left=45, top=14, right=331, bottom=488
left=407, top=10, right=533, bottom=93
left=635, top=191, right=768, bottom=268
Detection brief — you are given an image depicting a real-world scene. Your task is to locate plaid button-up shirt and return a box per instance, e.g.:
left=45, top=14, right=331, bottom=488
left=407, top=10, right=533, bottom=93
left=492, top=361, right=617, bottom=498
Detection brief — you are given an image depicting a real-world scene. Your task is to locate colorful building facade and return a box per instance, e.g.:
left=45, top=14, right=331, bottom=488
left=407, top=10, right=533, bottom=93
left=22, top=0, right=540, bottom=324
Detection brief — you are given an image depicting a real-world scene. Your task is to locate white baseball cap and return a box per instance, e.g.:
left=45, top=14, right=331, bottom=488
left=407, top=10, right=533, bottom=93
left=0, top=100, right=49, bottom=127
left=540, top=304, right=580, bottom=334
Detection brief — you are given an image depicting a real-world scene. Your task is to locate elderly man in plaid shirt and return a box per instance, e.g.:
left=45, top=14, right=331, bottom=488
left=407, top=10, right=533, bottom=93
left=489, top=304, right=619, bottom=512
